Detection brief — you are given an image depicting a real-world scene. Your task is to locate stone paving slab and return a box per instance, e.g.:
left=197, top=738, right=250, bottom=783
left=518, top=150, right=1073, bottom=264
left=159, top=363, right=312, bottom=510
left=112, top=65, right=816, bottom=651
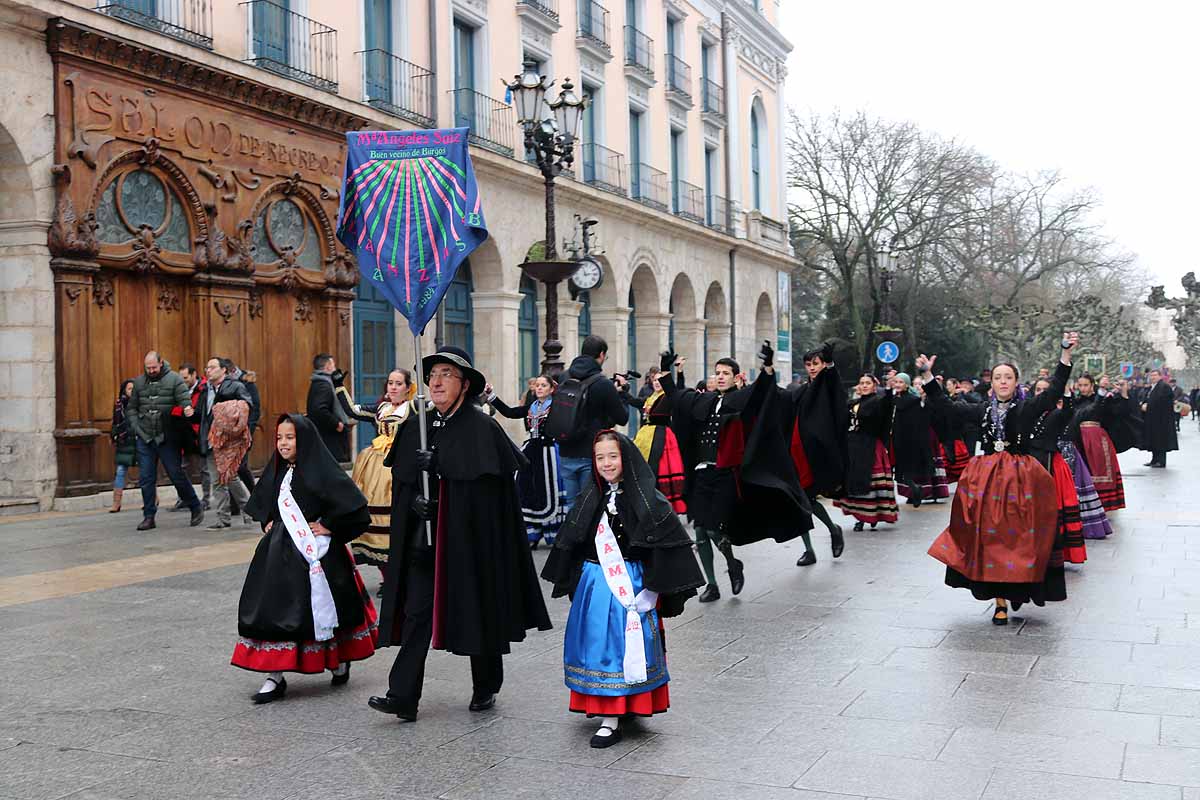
left=3, top=434, right=1200, bottom=797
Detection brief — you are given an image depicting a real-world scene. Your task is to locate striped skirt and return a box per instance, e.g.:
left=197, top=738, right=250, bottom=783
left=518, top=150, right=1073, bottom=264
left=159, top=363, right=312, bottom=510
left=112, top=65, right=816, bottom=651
left=1051, top=452, right=1087, bottom=564
left=834, top=440, right=899, bottom=525
left=1060, top=440, right=1112, bottom=540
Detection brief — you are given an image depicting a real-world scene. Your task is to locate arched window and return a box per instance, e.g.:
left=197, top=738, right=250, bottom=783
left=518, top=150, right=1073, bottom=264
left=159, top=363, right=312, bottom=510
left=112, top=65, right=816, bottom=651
left=444, top=261, right=474, bottom=358
left=96, top=168, right=190, bottom=252
left=750, top=102, right=763, bottom=211
left=252, top=196, right=323, bottom=269
left=519, top=275, right=539, bottom=391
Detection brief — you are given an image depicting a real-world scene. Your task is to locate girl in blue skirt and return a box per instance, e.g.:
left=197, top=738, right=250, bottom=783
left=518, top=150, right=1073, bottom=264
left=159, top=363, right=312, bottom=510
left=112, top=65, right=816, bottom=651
left=542, top=430, right=704, bottom=748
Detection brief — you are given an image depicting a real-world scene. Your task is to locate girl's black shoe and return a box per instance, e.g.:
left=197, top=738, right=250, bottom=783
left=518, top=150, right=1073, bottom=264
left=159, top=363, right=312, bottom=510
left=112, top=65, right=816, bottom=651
left=252, top=677, right=287, bottom=704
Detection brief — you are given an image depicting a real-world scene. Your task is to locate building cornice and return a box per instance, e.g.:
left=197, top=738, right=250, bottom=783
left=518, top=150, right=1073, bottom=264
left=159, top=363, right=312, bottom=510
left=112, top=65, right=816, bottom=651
left=44, top=17, right=371, bottom=134
left=724, top=0, right=793, bottom=60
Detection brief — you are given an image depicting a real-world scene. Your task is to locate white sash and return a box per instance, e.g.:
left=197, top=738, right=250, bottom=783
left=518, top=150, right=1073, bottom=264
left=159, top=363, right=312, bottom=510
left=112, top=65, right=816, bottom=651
left=278, top=466, right=339, bottom=641
left=594, top=510, right=659, bottom=683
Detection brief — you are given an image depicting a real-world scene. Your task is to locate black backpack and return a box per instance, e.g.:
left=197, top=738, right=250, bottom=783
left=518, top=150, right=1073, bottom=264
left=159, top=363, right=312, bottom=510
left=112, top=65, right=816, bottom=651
left=545, top=373, right=606, bottom=444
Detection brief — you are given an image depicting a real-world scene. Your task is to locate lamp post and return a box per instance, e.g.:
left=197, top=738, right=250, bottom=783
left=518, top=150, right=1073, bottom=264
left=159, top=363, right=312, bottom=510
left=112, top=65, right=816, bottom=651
left=877, top=244, right=897, bottom=325
left=504, top=58, right=588, bottom=375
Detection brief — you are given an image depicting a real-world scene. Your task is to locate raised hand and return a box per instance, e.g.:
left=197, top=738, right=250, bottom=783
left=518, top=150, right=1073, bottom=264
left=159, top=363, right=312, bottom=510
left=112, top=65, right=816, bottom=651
left=759, top=339, right=775, bottom=368
left=659, top=350, right=677, bottom=373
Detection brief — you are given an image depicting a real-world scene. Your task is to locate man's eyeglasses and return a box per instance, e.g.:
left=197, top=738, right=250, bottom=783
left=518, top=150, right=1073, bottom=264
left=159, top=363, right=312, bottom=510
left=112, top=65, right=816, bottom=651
left=428, top=368, right=462, bottom=381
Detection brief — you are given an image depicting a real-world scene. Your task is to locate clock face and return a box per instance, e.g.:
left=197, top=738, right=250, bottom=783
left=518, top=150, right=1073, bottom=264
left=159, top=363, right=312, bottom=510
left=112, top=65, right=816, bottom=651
left=570, top=257, right=603, bottom=290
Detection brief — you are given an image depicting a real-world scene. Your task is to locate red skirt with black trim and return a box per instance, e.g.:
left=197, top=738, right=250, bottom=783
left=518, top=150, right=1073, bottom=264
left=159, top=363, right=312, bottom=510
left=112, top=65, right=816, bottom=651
left=569, top=684, right=671, bottom=717
left=231, top=554, right=379, bottom=674
left=1051, top=452, right=1087, bottom=564
left=1079, top=422, right=1125, bottom=512
left=656, top=428, right=687, bottom=513
left=944, top=440, right=972, bottom=484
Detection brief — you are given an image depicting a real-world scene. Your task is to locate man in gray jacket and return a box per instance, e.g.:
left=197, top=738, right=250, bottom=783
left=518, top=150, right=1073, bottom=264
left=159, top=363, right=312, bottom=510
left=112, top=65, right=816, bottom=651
left=128, top=351, right=204, bottom=530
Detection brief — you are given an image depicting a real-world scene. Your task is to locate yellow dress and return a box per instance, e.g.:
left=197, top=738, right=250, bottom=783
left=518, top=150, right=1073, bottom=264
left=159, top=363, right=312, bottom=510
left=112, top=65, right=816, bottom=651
left=337, top=388, right=410, bottom=568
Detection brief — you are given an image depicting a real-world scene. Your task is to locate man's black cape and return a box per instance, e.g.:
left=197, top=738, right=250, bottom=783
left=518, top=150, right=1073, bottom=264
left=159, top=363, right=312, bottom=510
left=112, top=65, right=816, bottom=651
left=1143, top=380, right=1179, bottom=454
left=378, top=403, right=552, bottom=656
left=664, top=370, right=812, bottom=546
left=785, top=363, right=849, bottom=496
left=890, top=392, right=933, bottom=482
left=238, top=414, right=370, bottom=642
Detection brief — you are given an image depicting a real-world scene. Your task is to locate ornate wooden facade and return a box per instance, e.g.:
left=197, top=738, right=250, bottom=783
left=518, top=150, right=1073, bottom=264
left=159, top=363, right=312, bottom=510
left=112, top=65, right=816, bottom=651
left=46, top=18, right=370, bottom=496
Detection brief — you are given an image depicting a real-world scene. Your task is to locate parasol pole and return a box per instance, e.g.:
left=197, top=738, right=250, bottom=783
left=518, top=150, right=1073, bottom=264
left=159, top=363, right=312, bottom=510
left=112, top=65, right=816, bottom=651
left=413, top=330, right=433, bottom=547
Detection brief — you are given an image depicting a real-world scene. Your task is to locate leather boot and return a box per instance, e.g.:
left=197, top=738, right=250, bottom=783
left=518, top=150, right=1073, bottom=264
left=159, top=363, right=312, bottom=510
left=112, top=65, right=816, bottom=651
left=109, top=488, right=123, bottom=513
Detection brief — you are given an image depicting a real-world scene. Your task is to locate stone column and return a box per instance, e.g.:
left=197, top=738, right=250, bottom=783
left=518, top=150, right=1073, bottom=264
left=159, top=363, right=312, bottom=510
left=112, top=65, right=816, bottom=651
left=558, top=298, right=584, bottom=362
left=722, top=19, right=745, bottom=239
left=774, top=60, right=789, bottom=227
left=0, top=221, right=56, bottom=505
left=635, top=311, right=672, bottom=375
left=705, top=321, right=733, bottom=366
left=674, top=319, right=707, bottom=379
left=471, top=289, right=524, bottom=439
left=590, top=305, right=631, bottom=373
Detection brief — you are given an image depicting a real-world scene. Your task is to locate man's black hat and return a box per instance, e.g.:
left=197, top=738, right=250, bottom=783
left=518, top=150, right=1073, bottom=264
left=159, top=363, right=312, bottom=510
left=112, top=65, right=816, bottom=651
left=422, top=345, right=485, bottom=398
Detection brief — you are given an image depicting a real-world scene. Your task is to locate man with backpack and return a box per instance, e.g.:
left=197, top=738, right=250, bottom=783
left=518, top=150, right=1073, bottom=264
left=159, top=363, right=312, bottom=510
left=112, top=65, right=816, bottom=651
left=546, top=335, right=629, bottom=510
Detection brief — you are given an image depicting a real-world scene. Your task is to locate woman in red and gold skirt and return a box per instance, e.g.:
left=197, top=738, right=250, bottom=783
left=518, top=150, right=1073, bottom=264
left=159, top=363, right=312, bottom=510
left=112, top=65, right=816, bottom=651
left=927, top=333, right=1081, bottom=625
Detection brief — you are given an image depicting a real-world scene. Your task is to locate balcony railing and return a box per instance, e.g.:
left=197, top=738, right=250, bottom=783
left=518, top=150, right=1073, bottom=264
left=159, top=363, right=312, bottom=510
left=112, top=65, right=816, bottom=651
left=578, top=1, right=611, bottom=52
left=623, top=25, right=654, bottom=77
left=97, top=0, right=213, bottom=49
left=581, top=143, right=627, bottom=196
left=631, top=162, right=668, bottom=211
left=517, top=0, right=559, bottom=20
left=706, top=193, right=728, bottom=233
left=674, top=179, right=704, bottom=223
left=359, top=50, right=434, bottom=127
left=701, top=78, right=724, bottom=115
left=451, top=88, right=517, bottom=158
left=242, top=0, right=338, bottom=93
left=666, top=54, right=692, bottom=100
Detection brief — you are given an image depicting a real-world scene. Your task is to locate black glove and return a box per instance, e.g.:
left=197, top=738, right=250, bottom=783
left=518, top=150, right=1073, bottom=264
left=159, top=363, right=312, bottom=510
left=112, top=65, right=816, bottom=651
left=759, top=340, right=774, bottom=368
left=411, top=493, right=437, bottom=521
left=330, top=369, right=347, bottom=387
left=415, top=448, right=437, bottom=474
left=821, top=341, right=835, bottom=364
left=659, top=350, right=677, bottom=373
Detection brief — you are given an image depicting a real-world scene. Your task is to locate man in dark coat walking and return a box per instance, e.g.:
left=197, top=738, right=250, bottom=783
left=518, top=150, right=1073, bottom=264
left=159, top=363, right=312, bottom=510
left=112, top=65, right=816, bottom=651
left=1142, top=369, right=1179, bottom=468
left=369, top=346, right=552, bottom=721
left=307, top=353, right=350, bottom=463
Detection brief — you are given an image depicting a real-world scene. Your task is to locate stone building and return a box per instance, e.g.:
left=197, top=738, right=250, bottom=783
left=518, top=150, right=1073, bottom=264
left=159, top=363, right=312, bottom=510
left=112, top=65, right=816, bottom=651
left=0, top=0, right=795, bottom=510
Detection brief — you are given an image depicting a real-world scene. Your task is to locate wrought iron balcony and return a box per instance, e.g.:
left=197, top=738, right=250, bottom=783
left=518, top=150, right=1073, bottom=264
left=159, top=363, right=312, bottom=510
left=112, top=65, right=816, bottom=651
left=674, top=179, right=704, bottom=223
left=631, top=162, right=668, bottom=211
left=701, top=78, right=724, bottom=116
left=358, top=50, right=434, bottom=127
left=578, top=1, right=611, bottom=52
left=517, top=0, right=560, bottom=20
left=242, top=0, right=338, bottom=93
left=96, top=0, right=213, bottom=49
left=706, top=193, right=729, bottom=233
left=581, top=143, right=627, bottom=197
left=451, top=88, right=517, bottom=158
left=666, top=54, right=692, bottom=102
left=623, top=25, right=654, bottom=78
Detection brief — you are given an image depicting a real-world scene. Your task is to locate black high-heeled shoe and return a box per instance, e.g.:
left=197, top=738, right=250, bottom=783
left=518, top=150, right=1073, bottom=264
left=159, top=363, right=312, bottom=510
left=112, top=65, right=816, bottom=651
left=992, top=604, right=1008, bottom=626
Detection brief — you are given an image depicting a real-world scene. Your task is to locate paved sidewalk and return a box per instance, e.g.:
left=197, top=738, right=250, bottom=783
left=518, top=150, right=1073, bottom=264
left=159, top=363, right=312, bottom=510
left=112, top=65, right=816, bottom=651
left=2, top=430, right=1200, bottom=799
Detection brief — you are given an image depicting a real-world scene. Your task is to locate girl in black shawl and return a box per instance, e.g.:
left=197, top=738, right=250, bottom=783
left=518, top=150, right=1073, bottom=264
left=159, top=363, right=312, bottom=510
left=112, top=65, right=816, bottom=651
left=232, top=414, right=377, bottom=703
left=834, top=374, right=898, bottom=531
left=542, top=431, right=704, bottom=749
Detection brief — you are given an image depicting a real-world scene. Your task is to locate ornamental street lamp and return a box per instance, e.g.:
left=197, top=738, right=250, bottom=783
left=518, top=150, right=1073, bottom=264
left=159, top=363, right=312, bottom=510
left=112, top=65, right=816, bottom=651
left=877, top=244, right=897, bottom=323
left=505, top=58, right=588, bottom=375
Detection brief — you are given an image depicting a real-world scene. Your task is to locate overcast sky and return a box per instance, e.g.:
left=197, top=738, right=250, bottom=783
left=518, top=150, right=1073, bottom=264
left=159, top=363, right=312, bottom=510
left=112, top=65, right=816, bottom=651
left=779, top=0, right=1199, bottom=291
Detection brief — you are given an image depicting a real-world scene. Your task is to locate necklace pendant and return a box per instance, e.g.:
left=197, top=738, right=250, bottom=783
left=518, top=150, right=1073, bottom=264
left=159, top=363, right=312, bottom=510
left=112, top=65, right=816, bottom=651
left=994, top=440, right=1007, bottom=452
